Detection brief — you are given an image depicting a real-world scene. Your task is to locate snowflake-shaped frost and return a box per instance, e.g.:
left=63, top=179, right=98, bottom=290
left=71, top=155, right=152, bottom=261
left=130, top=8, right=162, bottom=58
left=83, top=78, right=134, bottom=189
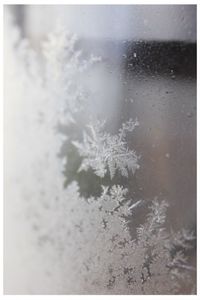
left=73, top=119, right=140, bottom=179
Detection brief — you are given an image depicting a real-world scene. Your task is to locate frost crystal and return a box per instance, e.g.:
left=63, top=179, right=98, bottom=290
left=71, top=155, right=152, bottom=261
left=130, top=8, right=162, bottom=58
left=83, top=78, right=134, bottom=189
left=73, top=119, right=140, bottom=178
left=42, top=23, right=101, bottom=125
left=31, top=182, right=195, bottom=294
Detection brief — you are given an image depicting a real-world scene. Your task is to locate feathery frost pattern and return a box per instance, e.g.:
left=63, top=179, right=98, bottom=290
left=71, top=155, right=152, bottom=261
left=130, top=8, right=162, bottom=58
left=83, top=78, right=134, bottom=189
left=33, top=182, right=195, bottom=294
left=42, top=24, right=101, bottom=125
left=73, top=119, right=140, bottom=179
left=5, top=11, right=196, bottom=295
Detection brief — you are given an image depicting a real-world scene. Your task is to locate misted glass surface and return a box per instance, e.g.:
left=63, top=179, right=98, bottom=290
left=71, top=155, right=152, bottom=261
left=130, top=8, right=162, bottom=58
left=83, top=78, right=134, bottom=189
left=4, top=5, right=196, bottom=295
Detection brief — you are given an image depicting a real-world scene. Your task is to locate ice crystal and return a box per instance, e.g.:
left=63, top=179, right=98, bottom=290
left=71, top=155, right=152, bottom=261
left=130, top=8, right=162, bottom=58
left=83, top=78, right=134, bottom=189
left=42, top=23, right=101, bottom=125
left=31, top=182, right=195, bottom=294
left=73, top=118, right=140, bottom=179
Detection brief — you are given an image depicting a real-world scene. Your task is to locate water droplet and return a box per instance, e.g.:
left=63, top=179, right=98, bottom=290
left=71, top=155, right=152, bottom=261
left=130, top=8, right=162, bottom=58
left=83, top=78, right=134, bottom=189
left=187, top=112, right=193, bottom=118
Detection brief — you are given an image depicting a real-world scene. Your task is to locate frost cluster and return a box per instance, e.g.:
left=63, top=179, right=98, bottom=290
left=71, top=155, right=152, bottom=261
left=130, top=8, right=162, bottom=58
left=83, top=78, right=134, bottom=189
left=4, top=11, right=196, bottom=295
